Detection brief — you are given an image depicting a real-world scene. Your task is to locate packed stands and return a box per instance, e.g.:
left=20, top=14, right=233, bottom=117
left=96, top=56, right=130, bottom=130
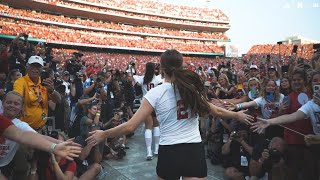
left=31, top=0, right=229, bottom=27
left=247, top=44, right=315, bottom=60
left=0, top=18, right=224, bottom=53
left=67, top=0, right=230, bottom=22
left=51, top=48, right=241, bottom=75
left=0, top=5, right=229, bottom=40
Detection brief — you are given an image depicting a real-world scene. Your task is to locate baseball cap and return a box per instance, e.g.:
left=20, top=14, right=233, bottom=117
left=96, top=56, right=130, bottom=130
left=27, top=56, right=44, bottom=66
left=268, top=66, right=277, bottom=71
left=250, top=64, right=258, bottom=70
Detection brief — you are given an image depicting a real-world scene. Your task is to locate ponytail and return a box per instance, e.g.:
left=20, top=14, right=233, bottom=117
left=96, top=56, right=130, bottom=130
left=160, top=49, right=210, bottom=117
left=171, top=69, right=210, bottom=117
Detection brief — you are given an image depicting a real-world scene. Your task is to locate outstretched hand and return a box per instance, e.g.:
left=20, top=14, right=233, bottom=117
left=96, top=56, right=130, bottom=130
left=236, top=110, right=254, bottom=125
left=85, top=130, right=106, bottom=146
left=251, top=117, right=270, bottom=134
left=54, top=141, right=82, bottom=161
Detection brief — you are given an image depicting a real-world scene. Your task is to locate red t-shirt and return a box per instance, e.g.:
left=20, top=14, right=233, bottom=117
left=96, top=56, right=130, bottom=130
left=46, top=158, right=76, bottom=180
left=283, top=91, right=313, bottom=145
left=0, top=115, right=13, bottom=136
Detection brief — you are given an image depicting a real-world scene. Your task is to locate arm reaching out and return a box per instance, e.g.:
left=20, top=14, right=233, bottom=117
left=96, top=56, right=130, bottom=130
left=251, top=111, right=305, bottom=133
left=86, top=99, right=154, bottom=145
left=3, top=126, right=81, bottom=160
left=209, top=103, right=254, bottom=125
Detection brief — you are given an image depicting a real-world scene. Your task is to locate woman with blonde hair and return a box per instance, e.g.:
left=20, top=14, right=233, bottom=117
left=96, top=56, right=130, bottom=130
left=229, top=79, right=285, bottom=139
left=215, top=74, right=236, bottom=99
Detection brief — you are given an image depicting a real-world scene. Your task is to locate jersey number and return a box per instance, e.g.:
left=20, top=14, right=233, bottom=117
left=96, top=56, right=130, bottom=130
left=177, top=100, right=188, bottom=120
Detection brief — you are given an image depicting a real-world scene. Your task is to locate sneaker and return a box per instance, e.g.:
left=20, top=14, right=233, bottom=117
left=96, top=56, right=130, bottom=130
left=146, top=155, right=153, bottom=161
left=96, top=167, right=108, bottom=180
left=154, top=151, right=158, bottom=156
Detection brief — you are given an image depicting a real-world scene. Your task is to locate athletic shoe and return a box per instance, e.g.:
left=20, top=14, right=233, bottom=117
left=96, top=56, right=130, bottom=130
left=154, top=151, right=158, bottom=156
left=146, top=155, right=153, bottom=161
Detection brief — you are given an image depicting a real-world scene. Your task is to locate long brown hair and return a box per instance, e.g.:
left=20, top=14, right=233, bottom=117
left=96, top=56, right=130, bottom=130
left=160, top=49, right=210, bottom=117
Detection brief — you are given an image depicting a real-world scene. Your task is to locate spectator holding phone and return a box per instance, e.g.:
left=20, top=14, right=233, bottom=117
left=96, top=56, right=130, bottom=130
left=252, top=70, right=318, bottom=180
left=13, top=56, right=61, bottom=130
left=229, top=79, right=285, bottom=139
left=253, top=71, right=320, bottom=178
left=8, top=33, right=28, bottom=74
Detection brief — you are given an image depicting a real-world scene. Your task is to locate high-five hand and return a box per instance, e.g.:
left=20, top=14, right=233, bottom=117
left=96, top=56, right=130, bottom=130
left=251, top=117, right=270, bottom=134
left=85, top=130, right=106, bottom=146
left=54, top=141, right=82, bottom=161
left=236, top=110, right=254, bottom=125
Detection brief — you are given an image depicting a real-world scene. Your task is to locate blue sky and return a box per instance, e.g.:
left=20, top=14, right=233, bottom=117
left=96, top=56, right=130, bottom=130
left=158, top=0, right=320, bottom=54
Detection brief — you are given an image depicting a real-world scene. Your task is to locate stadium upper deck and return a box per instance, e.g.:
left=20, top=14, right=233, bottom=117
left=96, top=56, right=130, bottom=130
left=2, top=0, right=230, bottom=32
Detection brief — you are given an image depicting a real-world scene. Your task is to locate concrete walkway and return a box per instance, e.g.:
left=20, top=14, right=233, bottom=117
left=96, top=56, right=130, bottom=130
left=101, top=124, right=224, bottom=180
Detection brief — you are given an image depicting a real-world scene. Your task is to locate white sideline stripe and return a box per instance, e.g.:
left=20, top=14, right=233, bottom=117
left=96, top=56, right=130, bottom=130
left=114, top=161, right=152, bottom=170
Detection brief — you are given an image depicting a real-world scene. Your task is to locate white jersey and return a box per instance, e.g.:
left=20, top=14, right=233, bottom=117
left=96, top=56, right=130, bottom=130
left=0, top=118, right=36, bottom=167
left=298, top=100, right=320, bottom=135
left=254, top=94, right=285, bottom=119
left=144, top=82, right=201, bottom=145
left=133, top=75, right=162, bottom=97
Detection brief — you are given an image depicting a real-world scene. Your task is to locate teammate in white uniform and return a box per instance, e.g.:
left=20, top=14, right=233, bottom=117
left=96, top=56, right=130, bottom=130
left=87, top=49, right=254, bottom=180
left=133, top=62, right=162, bottom=160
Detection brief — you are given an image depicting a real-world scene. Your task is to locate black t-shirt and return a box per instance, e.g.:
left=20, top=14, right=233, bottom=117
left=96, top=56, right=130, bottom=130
left=218, top=85, right=234, bottom=99
left=223, top=140, right=251, bottom=176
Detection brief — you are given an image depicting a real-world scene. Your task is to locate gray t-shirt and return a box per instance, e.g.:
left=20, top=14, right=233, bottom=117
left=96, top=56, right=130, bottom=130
left=80, top=116, right=90, bottom=137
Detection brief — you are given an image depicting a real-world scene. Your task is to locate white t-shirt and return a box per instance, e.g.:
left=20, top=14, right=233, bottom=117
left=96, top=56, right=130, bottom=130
left=144, top=82, right=201, bottom=145
left=62, top=81, right=70, bottom=95
left=0, top=118, right=36, bottom=167
left=298, top=100, right=320, bottom=135
left=133, top=75, right=162, bottom=97
left=254, top=94, right=285, bottom=119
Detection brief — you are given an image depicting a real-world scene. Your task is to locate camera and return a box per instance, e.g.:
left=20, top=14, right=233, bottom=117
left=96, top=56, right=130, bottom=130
left=54, top=79, right=63, bottom=87
left=313, top=85, right=320, bottom=93
left=230, top=131, right=241, bottom=139
left=268, top=148, right=282, bottom=163
left=40, top=70, right=49, bottom=84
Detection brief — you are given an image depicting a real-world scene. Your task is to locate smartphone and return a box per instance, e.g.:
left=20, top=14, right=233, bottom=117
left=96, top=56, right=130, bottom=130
left=292, top=45, right=298, bottom=54
left=313, top=85, right=320, bottom=93
left=250, top=87, right=257, bottom=99
left=283, top=96, right=291, bottom=105
left=266, top=92, right=274, bottom=102
left=281, top=65, right=289, bottom=73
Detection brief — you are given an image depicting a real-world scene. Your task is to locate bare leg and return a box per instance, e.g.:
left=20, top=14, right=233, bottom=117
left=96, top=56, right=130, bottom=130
left=78, top=163, right=101, bottom=180
left=144, top=115, right=153, bottom=159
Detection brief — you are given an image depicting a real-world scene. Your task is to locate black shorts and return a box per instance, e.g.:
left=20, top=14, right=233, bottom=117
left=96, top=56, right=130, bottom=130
left=156, top=142, right=207, bottom=179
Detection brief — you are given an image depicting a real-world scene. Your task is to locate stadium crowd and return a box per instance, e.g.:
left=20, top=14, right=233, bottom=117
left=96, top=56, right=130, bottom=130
left=0, top=18, right=224, bottom=53
left=32, top=0, right=230, bottom=27
left=68, top=0, right=230, bottom=22
left=0, top=31, right=320, bottom=180
left=0, top=4, right=229, bottom=40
